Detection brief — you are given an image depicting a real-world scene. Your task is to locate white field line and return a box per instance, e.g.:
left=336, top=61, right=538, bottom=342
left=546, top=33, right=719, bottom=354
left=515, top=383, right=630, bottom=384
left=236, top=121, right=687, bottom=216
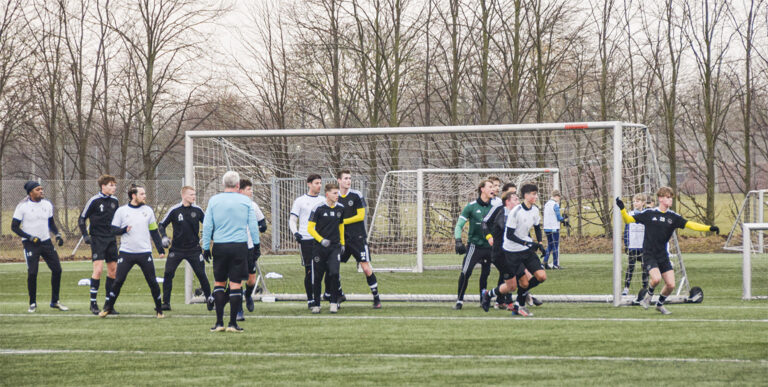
left=0, top=348, right=765, bottom=365
left=0, top=313, right=765, bottom=324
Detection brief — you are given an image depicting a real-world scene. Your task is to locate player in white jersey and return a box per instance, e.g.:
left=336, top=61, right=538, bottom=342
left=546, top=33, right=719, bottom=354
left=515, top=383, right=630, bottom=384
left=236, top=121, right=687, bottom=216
left=289, top=174, right=325, bottom=308
left=499, top=183, right=547, bottom=317
left=100, top=184, right=166, bottom=318
left=11, top=181, right=68, bottom=312
left=488, top=176, right=502, bottom=207
left=622, top=193, right=649, bottom=302
left=542, top=190, right=568, bottom=269
left=237, top=178, right=268, bottom=320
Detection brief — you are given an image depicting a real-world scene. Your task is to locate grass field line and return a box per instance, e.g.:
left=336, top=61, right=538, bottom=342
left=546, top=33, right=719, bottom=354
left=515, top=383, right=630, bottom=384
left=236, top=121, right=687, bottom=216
left=0, top=348, right=765, bottom=365
left=1, top=313, right=766, bottom=324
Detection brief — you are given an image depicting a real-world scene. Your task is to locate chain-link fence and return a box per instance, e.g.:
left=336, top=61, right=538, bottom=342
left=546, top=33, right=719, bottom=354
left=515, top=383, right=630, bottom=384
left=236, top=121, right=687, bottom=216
left=0, top=179, right=184, bottom=261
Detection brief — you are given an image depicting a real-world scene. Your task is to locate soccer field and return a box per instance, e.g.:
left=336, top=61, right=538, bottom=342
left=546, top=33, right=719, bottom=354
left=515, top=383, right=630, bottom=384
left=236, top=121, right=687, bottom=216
left=1, top=253, right=766, bottom=386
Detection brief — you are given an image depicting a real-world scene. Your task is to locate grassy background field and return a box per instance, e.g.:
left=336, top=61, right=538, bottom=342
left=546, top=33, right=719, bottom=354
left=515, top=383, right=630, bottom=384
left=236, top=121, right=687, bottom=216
left=0, top=253, right=766, bottom=386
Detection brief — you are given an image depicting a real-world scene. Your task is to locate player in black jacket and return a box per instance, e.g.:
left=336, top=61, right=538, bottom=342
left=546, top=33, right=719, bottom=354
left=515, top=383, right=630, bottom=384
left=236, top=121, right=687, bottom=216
left=158, top=186, right=212, bottom=311
left=307, top=183, right=345, bottom=314
left=78, top=175, right=120, bottom=315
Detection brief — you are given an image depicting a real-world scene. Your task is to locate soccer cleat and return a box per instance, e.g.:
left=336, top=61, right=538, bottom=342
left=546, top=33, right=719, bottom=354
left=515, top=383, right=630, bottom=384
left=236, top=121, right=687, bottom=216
left=207, top=296, right=215, bottom=311
left=246, top=296, right=255, bottom=312
left=156, top=311, right=166, bottom=319
left=226, top=324, right=244, bottom=333
left=98, top=308, right=111, bottom=318
left=330, top=303, right=338, bottom=313
left=90, top=302, right=100, bottom=315
left=236, top=310, right=245, bottom=322
left=322, top=293, right=331, bottom=302
left=622, top=287, right=629, bottom=296
left=27, top=303, right=37, bottom=313
left=311, top=306, right=321, bottom=314
left=552, top=265, right=561, bottom=270
left=656, top=305, right=671, bottom=315
left=161, top=303, right=171, bottom=311
left=545, top=263, right=553, bottom=270
left=373, top=298, right=382, bottom=309
left=210, top=323, right=225, bottom=332
left=507, top=303, right=518, bottom=312
left=480, top=290, right=491, bottom=312
left=50, top=302, right=69, bottom=311
left=639, top=292, right=652, bottom=310
left=530, top=296, right=543, bottom=306
left=452, top=302, right=463, bottom=310
left=107, top=308, right=119, bottom=315
left=338, top=294, right=347, bottom=304
left=516, top=306, right=533, bottom=317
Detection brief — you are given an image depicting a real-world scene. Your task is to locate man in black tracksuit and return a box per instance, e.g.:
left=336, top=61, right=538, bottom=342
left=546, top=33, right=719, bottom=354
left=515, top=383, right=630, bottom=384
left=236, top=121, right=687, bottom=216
left=158, top=186, right=212, bottom=311
left=307, top=183, right=345, bottom=314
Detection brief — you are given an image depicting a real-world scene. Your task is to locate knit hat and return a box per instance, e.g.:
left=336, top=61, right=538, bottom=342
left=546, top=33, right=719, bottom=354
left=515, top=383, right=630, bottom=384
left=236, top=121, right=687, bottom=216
left=24, top=181, right=40, bottom=195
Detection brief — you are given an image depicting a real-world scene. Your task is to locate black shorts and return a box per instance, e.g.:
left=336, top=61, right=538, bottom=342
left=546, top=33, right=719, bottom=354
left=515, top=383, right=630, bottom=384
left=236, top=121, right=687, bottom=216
left=212, top=242, right=248, bottom=283
left=312, top=243, right=341, bottom=276
left=340, top=234, right=370, bottom=263
left=246, top=246, right=261, bottom=275
left=643, top=253, right=673, bottom=274
left=299, top=239, right=315, bottom=267
left=501, top=250, right=527, bottom=279
left=90, top=236, right=118, bottom=262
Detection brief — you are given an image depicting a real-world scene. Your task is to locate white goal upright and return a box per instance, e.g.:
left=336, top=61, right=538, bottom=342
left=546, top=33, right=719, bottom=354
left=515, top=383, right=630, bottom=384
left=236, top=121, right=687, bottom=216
left=184, top=121, right=690, bottom=306
left=741, top=223, right=768, bottom=300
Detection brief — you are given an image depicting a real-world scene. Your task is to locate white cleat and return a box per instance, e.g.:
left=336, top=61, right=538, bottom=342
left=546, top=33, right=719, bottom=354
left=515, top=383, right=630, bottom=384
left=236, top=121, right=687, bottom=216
left=330, top=303, right=338, bottom=314
left=311, top=306, right=321, bottom=314
left=656, top=305, right=671, bottom=315
left=28, top=303, right=37, bottom=313
left=639, top=293, right=652, bottom=310
left=50, top=302, right=69, bottom=311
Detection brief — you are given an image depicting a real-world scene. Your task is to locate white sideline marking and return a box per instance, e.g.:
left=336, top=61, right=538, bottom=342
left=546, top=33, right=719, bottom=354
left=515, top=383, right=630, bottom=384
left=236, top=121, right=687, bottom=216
left=0, top=348, right=765, bottom=365
left=1, top=313, right=766, bottom=324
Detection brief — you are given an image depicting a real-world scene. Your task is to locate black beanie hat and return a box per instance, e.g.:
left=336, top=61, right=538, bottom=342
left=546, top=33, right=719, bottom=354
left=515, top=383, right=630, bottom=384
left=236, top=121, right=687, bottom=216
left=24, top=181, right=40, bottom=195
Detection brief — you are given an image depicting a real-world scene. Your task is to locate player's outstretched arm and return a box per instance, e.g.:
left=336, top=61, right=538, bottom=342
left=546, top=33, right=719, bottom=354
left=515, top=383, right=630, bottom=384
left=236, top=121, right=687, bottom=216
left=616, top=197, right=636, bottom=224
left=685, top=221, right=719, bottom=234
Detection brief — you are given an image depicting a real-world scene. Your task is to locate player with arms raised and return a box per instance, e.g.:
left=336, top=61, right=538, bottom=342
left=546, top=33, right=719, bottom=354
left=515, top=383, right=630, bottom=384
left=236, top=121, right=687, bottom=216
left=617, top=187, right=718, bottom=314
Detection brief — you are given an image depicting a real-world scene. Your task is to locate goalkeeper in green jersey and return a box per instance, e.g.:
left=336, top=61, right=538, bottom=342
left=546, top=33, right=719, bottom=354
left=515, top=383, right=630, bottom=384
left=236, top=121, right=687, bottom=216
left=452, top=180, right=495, bottom=310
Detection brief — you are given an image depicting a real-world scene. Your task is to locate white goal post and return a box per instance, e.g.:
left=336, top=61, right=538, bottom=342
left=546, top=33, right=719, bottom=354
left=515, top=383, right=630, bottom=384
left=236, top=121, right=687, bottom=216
left=741, top=223, right=768, bottom=300
left=183, top=121, right=688, bottom=306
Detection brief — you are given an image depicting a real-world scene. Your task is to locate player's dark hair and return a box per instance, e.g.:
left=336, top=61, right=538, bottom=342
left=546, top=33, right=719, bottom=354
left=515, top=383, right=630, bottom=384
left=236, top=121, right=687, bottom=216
left=98, top=174, right=116, bottom=188
left=502, top=191, right=518, bottom=204
left=127, top=184, right=144, bottom=201
left=336, top=169, right=351, bottom=179
left=502, top=183, right=516, bottom=193
left=307, top=174, right=322, bottom=183
left=520, top=183, right=538, bottom=197
left=325, top=182, right=339, bottom=192
left=477, top=179, right=493, bottom=195
left=239, top=178, right=253, bottom=189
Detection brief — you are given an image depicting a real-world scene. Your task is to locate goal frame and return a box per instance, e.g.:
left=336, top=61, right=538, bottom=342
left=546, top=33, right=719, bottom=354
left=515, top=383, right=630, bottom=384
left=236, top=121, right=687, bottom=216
left=184, top=121, right=655, bottom=306
left=366, top=167, right=560, bottom=272
left=741, top=223, right=768, bottom=300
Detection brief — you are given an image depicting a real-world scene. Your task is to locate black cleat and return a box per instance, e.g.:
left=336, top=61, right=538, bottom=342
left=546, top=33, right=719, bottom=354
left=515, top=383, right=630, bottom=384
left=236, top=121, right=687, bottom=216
left=246, top=296, right=255, bottom=312
left=210, top=323, right=225, bottom=332
left=452, top=302, right=463, bottom=310
left=90, top=303, right=100, bottom=315
left=107, top=308, right=119, bottom=315
left=161, top=303, right=171, bottom=311
left=338, top=294, right=347, bottom=304
left=236, top=310, right=245, bottom=322
left=322, top=293, right=331, bottom=302
left=373, top=298, right=382, bottom=309
left=206, top=296, right=215, bottom=311
left=226, top=323, right=244, bottom=333
left=480, top=290, right=491, bottom=312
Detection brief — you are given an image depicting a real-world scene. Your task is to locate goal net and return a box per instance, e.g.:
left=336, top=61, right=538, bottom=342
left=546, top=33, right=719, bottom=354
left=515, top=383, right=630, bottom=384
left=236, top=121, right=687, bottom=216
left=724, top=190, right=768, bottom=252
left=367, top=168, right=559, bottom=272
left=185, top=122, right=689, bottom=306
left=740, top=223, right=768, bottom=300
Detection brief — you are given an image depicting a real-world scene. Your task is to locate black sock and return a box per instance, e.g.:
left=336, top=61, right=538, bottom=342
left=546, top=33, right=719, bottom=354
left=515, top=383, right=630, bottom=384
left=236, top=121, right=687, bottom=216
left=304, top=268, right=313, bottom=301
left=246, top=283, right=255, bottom=300
left=656, top=295, right=667, bottom=306
left=28, top=273, right=37, bottom=305
left=648, top=286, right=655, bottom=296
left=517, top=286, right=528, bottom=304
left=229, top=289, right=242, bottom=326
left=213, top=286, right=226, bottom=325
left=105, top=276, right=115, bottom=304
left=527, top=277, right=541, bottom=290
left=90, top=278, right=100, bottom=304
left=489, top=287, right=499, bottom=298
left=366, top=273, right=379, bottom=298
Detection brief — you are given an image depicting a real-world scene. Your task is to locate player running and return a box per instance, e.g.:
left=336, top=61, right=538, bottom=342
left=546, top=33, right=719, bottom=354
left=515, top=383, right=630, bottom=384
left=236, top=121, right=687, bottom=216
left=100, top=184, right=166, bottom=318
left=158, top=186, right=212, bottom=312
left=307, top=183, right=345, bottom=314
left=12, top=181, right=68, bottom=313
left=452, top=180, right=495, bottom=310
left=79, top=175, right=119, bottom=315
left=617, top=187, right=718, bottom=314
left=289, top=174, right=326, bottom=309
left=334, top=170, right=381, bottom=309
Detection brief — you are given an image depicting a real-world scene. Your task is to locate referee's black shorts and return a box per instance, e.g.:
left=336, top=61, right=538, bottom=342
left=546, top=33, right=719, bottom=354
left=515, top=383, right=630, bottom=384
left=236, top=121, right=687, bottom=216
left=90, top=235, right=118, bottom=263
left=299, top=239, right=315, bottom=267
left=212, top=242, right=248, bottom=283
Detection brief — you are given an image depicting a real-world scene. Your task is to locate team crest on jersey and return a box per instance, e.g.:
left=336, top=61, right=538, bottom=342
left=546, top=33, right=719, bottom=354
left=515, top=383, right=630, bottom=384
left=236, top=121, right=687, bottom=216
left=178, top=213, right=184, bottom=222
left=168, top=252, right=175, bottom=258
left=336, top=211, right=342, bottom=218
left=314, top=256, right=320, bottom=262
left=191, top=212, right=197, bottom=218
left=111, top=203, right=116, bottom=209
left=667, top=218, right=673, bottom=224
left=348, top=200, right=354, bottom=206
